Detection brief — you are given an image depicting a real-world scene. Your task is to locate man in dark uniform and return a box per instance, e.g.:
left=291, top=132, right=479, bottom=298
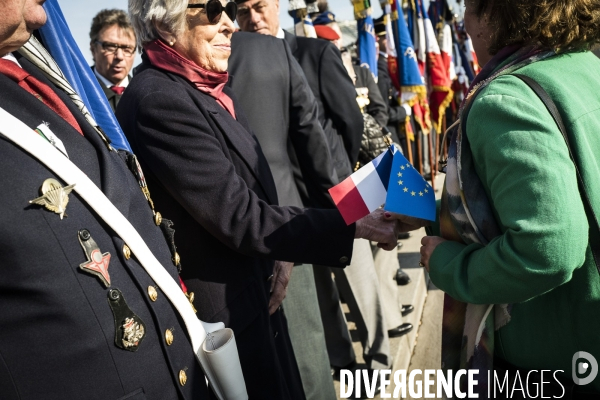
left=0, top=1, right=208, bottom=398
left=89, top=9, right=136, bottom=112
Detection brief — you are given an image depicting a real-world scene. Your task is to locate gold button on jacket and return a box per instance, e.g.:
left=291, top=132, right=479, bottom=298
left=165, top=329, right=174, bottom=346
left=179, top=370, right=187, bottom=386
left=147, top=286, right=158, bottom=302
left=122, top=244, right=131, bottom=260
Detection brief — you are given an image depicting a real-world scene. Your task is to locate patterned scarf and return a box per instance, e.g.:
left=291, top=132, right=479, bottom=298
left=440, top=44, right=556, bottom=397
left=18, top=36, right=113, bottom=147
left=144, top=39, right=236, bottom=119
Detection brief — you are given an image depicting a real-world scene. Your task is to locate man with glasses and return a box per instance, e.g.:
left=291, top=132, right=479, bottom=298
left=89, top=9, right=136, bottom=112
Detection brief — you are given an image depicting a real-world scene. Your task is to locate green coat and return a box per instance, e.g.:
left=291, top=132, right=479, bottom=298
left=430, top=50, right=600, bottom=391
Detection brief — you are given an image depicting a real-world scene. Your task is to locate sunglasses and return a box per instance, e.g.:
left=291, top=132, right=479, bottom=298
left=188, top=0, right=238, bottom=24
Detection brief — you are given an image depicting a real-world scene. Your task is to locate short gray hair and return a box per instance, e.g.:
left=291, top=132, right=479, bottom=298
left=128, top=0, right=189, bottom=47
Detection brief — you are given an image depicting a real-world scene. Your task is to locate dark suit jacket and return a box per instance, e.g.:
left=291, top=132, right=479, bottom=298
left=0, top=56, right=207, bottom=400
left=377, top=56, right=407, bottom=143
left=116, top=60, right=355, bottom=399
left=92, top=66, right=129, bottom=112
left=284, top=31, right=363, bottom=180
left=228, top=31, right=336, bottom=209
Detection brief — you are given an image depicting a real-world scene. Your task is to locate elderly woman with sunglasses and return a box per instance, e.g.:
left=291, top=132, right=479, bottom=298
left=119, top=0, right=401, bottom=398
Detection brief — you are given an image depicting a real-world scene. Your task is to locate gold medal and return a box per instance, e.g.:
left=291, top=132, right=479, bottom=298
left=29, top=178, right=75, bottom=219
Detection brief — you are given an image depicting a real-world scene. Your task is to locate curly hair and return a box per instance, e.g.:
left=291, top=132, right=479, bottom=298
left=470, top=0, right=600, bottom=54
left=89, top=9, right=135, bottom=44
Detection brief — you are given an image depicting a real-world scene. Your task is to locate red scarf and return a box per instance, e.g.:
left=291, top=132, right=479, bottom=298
left=144, top=39, right=236, bottom=118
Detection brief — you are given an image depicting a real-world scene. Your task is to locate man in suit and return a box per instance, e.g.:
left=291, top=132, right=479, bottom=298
left=236, top=0, right=400, bottom=375
left=0, top=1, right=208, bottom=398
left=236, top=0, right=361, bottom=182
left=89, top=9, right=136, bottom=112
left=228, top=31, right=338, bottom=400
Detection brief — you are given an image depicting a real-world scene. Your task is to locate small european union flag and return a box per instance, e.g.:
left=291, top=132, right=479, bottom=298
left=384, top=148, right=436, bottom=221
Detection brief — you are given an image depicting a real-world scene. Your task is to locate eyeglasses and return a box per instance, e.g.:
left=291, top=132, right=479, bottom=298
left=188, top=0, right=238, bottom=24
left=95, top=41, right=136, bottom=57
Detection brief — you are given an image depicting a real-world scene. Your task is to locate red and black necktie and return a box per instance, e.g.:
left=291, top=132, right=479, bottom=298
left=0, top=58, right=83, bottom=135
left=110, top=86, right=125, bottom=95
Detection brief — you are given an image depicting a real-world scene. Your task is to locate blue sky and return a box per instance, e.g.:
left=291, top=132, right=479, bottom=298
left=58, top=0, right=461, bottom=65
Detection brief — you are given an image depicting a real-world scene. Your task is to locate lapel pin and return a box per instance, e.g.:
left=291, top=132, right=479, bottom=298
left=29, top=178, right=75, bottom=220
left=78, top=229, right=111, bottom=287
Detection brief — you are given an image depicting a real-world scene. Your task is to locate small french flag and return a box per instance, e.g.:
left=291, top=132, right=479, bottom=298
left=328, top=146, right=395, bottom=225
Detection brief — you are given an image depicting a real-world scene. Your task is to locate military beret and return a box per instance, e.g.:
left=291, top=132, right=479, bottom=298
left=314, top=24, right=340, bottom=41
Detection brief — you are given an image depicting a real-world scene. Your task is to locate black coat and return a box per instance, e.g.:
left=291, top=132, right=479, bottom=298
left=0, top=57, right=207, bottom=400
left=228, top=32, right=337, bottom=209
left=116, top=60, right=355, bottom=399
left=283, top=31, right=364, bottom=179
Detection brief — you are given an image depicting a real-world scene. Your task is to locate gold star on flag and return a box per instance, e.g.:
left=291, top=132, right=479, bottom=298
left=400, top=166, right=405, bottom=170
left=419, top=192, right=423, bottom=196
left=411, top=191, right=416, bottom=196
left=398, top=180, right=403, bottom=185
left=403, top=187, right=408, bottom=193
left=397, top=172, right=403, bottom=177
left=406, top=163, right=411, bottom=167
left=424, top=189, right=429, bottom=193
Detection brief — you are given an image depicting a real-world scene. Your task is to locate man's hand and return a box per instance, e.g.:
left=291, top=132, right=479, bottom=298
left=355, top=209, right=401, bottom=250
left=269, top=260, right=294, bottom=315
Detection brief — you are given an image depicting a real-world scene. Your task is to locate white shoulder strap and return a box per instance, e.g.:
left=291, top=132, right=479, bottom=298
left=0, top=107, right=234, bottom=399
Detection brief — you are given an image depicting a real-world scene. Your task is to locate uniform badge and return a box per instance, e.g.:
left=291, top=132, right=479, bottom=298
left=107, top=288, right=146, bottom=351
left=78, top=229, right=111, bottom=287
left=29, top=178, right=75, bottom=219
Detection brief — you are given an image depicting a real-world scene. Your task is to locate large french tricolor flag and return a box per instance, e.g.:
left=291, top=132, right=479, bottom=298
left=328, top=146, right=395, bottom=225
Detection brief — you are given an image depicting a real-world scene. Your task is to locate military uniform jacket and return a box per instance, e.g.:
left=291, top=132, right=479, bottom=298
left=0, top=56, right=207, bottom=400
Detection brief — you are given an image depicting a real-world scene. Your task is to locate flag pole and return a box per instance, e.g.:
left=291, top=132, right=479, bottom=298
left=428, top=127, right=436, bottom=191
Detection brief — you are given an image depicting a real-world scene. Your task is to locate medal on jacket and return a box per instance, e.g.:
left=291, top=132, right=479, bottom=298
left=78, top=229, right=111, bottom=287
left=107, top=288, right=146, bottom=351
left=29, top=178, right=75, bottom=219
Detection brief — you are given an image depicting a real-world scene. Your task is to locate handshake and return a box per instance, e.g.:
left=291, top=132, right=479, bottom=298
left=354, top=209, right=430, bottom=250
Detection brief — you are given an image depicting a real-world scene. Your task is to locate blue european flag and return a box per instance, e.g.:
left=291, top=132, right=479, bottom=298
left=384, top=149, right=436, bottom=221
left=38, top=0, right=132, bottom=151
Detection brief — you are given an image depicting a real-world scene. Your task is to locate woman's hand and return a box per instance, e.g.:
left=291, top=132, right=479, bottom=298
left=383, top=212, right=431, bottom=232
left=269, top=260, right=294, bottom=315
left=355, top=209, right=401, bottom=250
left=419, top=236, right=447, bottom=272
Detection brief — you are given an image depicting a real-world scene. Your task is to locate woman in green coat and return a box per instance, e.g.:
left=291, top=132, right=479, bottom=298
left=397, top=0, right=600, bottom=397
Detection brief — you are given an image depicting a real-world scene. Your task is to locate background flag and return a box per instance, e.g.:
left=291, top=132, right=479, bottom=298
left=385, top=0, right=424, bottom=103
left=384, top=149, right=436, bottom=220
left=38, top=0, right=131, bottom=151
left=353, top=0, right=378, bottom=79
left=420, top=0, right=453, bottom=131
left=289, top=0, right=317, bottom=38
